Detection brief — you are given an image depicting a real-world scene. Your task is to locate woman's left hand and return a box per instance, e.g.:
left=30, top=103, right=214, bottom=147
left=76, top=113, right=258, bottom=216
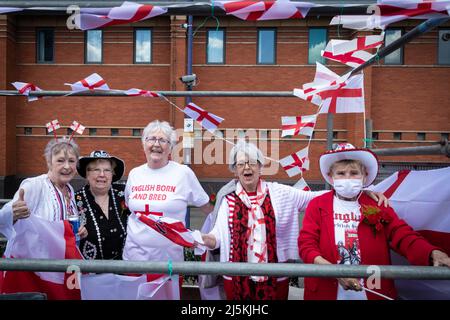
left=78, top=226, right=88, bottom=239
left=431, top=250, right=450, bottom=267
left=364, top=190, right=389, bottom=207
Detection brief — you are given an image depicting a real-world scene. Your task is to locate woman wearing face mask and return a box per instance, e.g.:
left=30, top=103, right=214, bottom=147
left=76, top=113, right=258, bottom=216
left=298, top=143, right=450, bottom=300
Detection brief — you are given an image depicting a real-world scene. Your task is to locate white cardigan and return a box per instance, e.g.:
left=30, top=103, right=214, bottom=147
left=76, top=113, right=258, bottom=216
left=209, top=181, right=326, bottom=263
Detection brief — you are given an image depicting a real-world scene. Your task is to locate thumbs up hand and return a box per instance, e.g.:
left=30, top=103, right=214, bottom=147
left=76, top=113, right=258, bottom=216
left=12, top=188, right=31, bottom=222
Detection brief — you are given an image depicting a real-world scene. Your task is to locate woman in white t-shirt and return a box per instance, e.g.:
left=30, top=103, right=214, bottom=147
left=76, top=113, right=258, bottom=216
left=123, top=120, right=212, bottom=284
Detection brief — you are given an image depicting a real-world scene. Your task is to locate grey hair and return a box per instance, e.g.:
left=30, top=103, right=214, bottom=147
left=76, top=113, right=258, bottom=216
left=228, top=139, right=265, bottom=172
left=141, top=120, right=177, bottom=148
left=44, top=137, right=80, bottom=166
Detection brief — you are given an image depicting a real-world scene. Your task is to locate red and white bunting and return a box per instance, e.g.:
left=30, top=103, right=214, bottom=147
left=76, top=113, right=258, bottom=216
left=136, top=213, right=196, bottom=248
left=217, top=0, right=314, bottom=21
left=65, top=73, right=110, bottom=92
left=321, top=40, right=376, bottom=68
left=331, top=33, right=385, bottom=55
left=124, top=88, right=160, bottom=97
left=317, top=74, right=365, bottom=114
left=279, top=146, right=310, bottom=177
left=183, top=102, right=224, bottom=133
left=293, top=177, right=311, bottom=191
left=76, top=1, right=168, bottom=30
left=281, top=114, right=317, bottom=137
left=11, top=81, right=43, bottom=102
left=331, top=0, right=450, bottom=30
left=70, top=121, right=86, bottom=135
left=46, top=120, right=60, bottom=133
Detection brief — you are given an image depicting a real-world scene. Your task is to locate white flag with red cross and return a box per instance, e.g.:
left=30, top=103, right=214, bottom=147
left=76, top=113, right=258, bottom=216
left=75, top=1, right=168, bottom=30
left=46, top=120, right=60, bottom=133
left=331, top=33, right=385, bottom=56
left=65, top=73, right=110, bottom=93
left=293, top=177, right=311, bottom=191
left=321, top=41, right=375, bottom=68
left=281, top=114, right=317, bottom=137
left=11, top=82, right=43, bottom=102
left=217, top=0, right=314, bottom=21
left=70, top=121, right=86, bottom=135
left=331, top=0, right=450, bottom=30
left=124, top=88, right=160, bottom=97
left=279, top=146, right=310, bottom=177
left=183, top=102, right=224, bottom=133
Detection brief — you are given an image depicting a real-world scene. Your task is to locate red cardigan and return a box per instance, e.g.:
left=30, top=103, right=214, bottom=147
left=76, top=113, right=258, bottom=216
left=298, top=191, right=439, bottom=300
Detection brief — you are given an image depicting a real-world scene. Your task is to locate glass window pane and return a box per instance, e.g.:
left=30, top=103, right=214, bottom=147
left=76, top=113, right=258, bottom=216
left=258, top=29, right=275, bottom=64
left=207, top=30, right=224, bottom=64
left=37, top=29, right=54, bottom=63
left=438, top=29, right=450, bottom=65
left=86, top=30, right=102, bottom=63
left=135, top=29, right=151, bottom=63
left=384, top=29, right=402, bottom=65
left=308, top=28, right=327, bottom=64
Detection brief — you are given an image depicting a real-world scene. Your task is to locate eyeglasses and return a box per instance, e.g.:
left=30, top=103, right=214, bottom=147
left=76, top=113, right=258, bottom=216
left=145, top=136, right=170, bottom=146
left=235, top=160, right=259, bottom=169
left=88, top=168, right=113, bottom=175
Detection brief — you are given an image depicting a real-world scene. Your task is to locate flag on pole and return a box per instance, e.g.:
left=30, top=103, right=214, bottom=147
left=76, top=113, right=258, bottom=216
left=183, top=102, right=224, bottom=133
left=331, top=33, right=385, bottom=55
left=46, top=120, right=61, bottom=133
left=293, top=177, right=311, bottom=191
left=1, top=215, right=82, bottom=300
left=321, top=40, right=376, bottom=68
left=279, top=146, right=310, bottom=177
left=65, top=73, right=110, bottom=93
left=75, top=1, right=168, bottom=30
left=370, top=167, right=450, bottom=299
left=281, top=114, right=317, bottom=137
left=124, top=88, right=160, bottom=97
left=217, top=0, right=314, bottom=21
left=11, top=82, right=43, bottom=102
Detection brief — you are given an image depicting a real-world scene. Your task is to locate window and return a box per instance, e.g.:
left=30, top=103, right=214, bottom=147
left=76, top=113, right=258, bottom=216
left=417, top=132, right=426, bottom=141
left=257, top=29, right=276, bottom=64
left=132, top=129, right=141, bottom=136
left=134, top=29, right=152, bottom=63
left=67, top=128, right=73, bottom=135
left=207, top=29, right=225, bottom=64
left=89, top=128, right=97, bottom=136
left=308, top=28, right=327, bottom=64
left=372, top=132, right=379, bottom=140
left=441, top=133, right=449, bottom=140
left=332, top=131, right=338, bottom=139
left=85, top=30, right=102, bottom=63
left=384, top=29, right=403, bottom=65
left=111, top=128, right=119, bottom=136
left=393, top=132, right=402, bottom=140
left=24, top=127, right=32, bottom=135
left=438, top=29, right=450, bottom=65
left=36, top=29, right=54, bottom=63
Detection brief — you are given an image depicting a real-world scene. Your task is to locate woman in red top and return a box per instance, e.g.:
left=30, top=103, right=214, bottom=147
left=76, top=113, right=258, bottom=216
left=298, top=143, right=450, bottom=300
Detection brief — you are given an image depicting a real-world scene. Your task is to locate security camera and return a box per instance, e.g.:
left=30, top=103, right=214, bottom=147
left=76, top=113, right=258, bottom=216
left=179, top=74, right=197, bottom=87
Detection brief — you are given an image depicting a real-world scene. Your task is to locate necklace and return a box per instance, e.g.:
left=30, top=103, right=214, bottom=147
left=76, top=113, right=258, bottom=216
left=81, top=186, right=127, bottom=259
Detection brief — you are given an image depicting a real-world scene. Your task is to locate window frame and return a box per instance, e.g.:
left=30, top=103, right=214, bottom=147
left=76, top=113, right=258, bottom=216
left=438, top=28, right=450, bottom=65
left=384, top=28, right=404, bottom=65
left=134, top=28, right=153, bottom=64
left=308, top=27, right=328, bottom=65
left=206, top=28, right=226, bottom=65
left=84, top=29, right=103, bottom=64
left=257, top=28, right=277, bottom=65
left=36, top=28, right=55, bottom=64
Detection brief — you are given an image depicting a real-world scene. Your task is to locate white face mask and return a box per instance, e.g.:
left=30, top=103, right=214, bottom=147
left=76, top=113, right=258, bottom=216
left=333, top=179, right=363, bottom=199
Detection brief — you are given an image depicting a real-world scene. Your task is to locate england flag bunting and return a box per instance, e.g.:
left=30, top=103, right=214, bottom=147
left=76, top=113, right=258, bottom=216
left=281, top=114, right=317, bottom=137
left=330, top=0, right=450, bottom=30
left=11, top=81, right=43, bottom=102
left=183, top=102, right=224, bottom=133
left=217, top=0, right=314, bottom=21
left=65, top=73, right=110, bottom=93
left=135, top=213, right=196, bottom=248
left=370, top=167, right=450, bottom=299
left=293, top=177, right=311, bottom=191
left=75, top=1, right=168, bottom=30
left=124, top=88, right=160, bottom=97
left=279, top=146, right=310, bottom=177
left=46, top=120, right=61, bottom=133
left=1, top=215, right=82, bottom=300
left=70, top=121, right=86, bottom=135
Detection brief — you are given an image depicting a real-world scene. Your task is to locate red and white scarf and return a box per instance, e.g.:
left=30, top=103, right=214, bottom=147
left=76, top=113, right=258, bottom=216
left=236, top=179, right=268, bottom=282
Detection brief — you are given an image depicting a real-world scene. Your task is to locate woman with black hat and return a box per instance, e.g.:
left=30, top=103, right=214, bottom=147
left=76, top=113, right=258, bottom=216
left=75, top=150, right=130, bottom=260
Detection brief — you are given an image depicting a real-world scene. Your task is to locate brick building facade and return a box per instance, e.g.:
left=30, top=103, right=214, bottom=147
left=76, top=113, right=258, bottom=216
left=0, top=6, right=449, bottom=197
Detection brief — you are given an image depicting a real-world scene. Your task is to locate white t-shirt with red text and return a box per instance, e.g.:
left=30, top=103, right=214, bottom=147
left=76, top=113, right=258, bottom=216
left=333, top=196, right=367, bottom=300
left=123, top=161, right=209, bottom=262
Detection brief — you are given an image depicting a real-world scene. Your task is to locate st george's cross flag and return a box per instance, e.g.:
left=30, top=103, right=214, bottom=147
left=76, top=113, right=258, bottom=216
left=70, top=121, right=86, bottom=135
left=279, top=146, right=310, bottom=177
left=293, top=177, right=311, bottom=191
left=183, top=102, right=224, bottom=133
left=124, top=88, right=160, bottom=97
left=330, top=0, right=450, bottom=30
left=65, top=73, right=110, bottom=93
left=217, top=0, right=314, bottom=21
left=281, top=114, right=317, bottom=137
left=75, top=1, right=168, bottom=30
left=11, top=81, right=43, bottom=102
left=46, top=120, right=61, bottom=133
left=370, top=167, right=450, bottom=299
left=1, top=215, right=83, bottom=300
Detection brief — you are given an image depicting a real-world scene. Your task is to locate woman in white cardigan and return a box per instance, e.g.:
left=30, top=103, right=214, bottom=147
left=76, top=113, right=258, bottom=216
left=201, top=140, right=387, bottom=300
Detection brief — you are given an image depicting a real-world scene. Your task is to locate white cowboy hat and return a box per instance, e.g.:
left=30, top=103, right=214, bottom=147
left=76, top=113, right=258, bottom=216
left=319, top=143, right=379, bottom=187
